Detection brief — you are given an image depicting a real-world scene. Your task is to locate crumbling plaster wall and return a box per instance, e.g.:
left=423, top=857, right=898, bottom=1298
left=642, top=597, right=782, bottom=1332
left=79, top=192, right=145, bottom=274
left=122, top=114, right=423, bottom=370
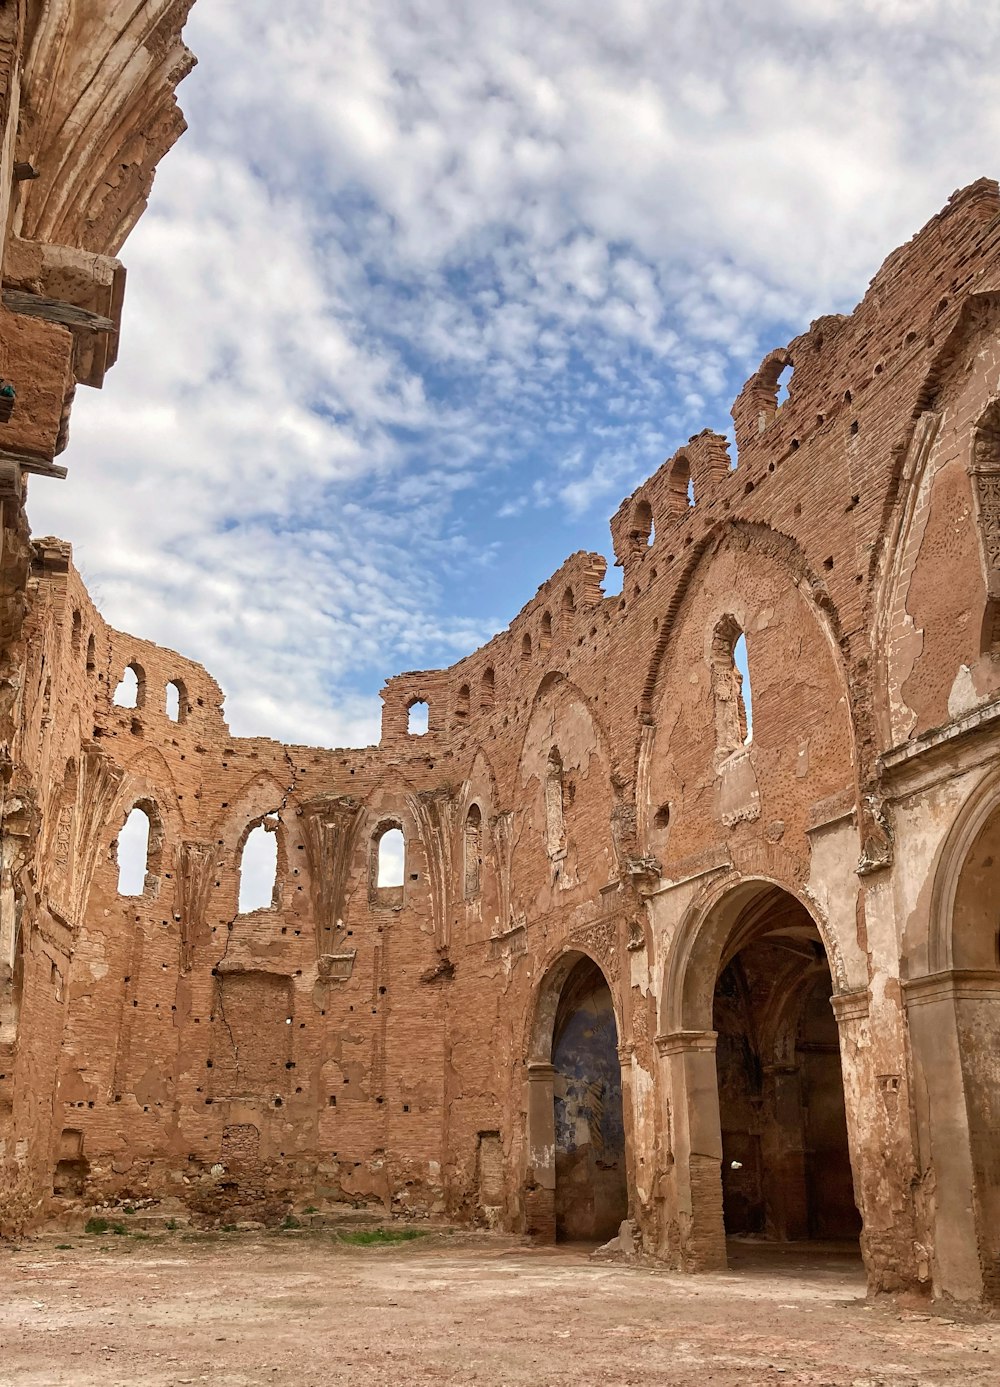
left=7, top=175, right=1000, bottom=1305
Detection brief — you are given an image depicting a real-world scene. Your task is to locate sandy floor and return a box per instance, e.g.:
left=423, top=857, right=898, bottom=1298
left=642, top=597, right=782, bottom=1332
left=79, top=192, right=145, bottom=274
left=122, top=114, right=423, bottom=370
left=2, top=1230, right=997, bottom=1386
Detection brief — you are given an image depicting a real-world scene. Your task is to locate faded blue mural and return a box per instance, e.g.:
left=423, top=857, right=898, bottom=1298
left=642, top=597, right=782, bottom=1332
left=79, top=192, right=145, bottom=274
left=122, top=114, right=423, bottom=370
left=552, top=970, right=627, bottom=1240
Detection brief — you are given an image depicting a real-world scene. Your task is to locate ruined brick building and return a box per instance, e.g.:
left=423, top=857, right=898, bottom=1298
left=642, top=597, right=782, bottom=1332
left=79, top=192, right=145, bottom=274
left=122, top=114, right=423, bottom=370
left=4, top=0, right=1000, bottom=1312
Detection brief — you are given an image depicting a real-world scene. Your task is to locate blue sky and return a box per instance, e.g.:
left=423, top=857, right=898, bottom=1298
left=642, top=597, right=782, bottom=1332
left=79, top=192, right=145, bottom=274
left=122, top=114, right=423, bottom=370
left=31, top=0, right=1000, bottom=748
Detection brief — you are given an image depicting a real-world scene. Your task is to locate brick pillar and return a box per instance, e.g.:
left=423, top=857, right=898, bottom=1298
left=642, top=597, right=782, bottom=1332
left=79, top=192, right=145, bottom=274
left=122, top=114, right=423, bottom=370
left=523, top=1061, right=557, bottom=1241
left=656, top=1029, right=727, bottom=1271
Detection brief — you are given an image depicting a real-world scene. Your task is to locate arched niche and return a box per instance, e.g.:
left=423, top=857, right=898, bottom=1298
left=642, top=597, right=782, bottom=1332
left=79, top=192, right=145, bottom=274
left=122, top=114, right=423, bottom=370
left=511, top=675, right=616, bottom=918
left=639, top=530, right=853, bottom=863
left=523, top=948, right=628, bottom=1242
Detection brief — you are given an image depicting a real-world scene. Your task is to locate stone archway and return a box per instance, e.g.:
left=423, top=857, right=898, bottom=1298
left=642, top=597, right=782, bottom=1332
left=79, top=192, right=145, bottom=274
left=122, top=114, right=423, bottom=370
left=712, top=888, right=861, bottom=1245
left=658, top=878, right=861, bottom=1270
left=905, top=775, right=1000, bottom=1305
left=524, top=950, right=628, bottom=1242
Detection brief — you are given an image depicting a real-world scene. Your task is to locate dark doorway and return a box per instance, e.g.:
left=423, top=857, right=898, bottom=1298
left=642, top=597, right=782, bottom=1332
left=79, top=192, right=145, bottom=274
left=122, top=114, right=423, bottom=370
left=713, top=888, right=861, bottom=1244
left=552, top=957, right=627, bottom=1241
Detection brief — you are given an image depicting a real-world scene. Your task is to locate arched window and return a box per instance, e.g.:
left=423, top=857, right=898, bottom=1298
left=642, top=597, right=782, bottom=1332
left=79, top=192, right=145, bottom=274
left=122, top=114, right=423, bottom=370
left=407, top=700, right=429, bottom=735
left=86, top=634, right=96, bottom=674
left=113, top=662, right=145, bottom=709
left=521, top=632, right=532, bottom=662
left=71, top=609, right=82, bottom=654
left=631, top=497, right=654, bottom=548
left=545, top=747, right=567, bottom=858
left=480, top=667, right=495, bottom=710
left=562, top=587, right=575, bottom=622
left=712, top=617, right=753, bottom=758
left=464, top=804, right=483, bottom=900
left=117, top=806, right=152, bottom=896
left=775, top=362, right=793, bottom=406
left=165, top=679, right=187, bottom=723
left=540, top=611, right=553, bottom=651
left=668, top=455, right=693, bottom=514
left=971, top=400, right=1000, bottom=653
left=238, top=816, right=279, bottom=913
left=370, top=822, right=405, bottom=907
left=455, top=684, right=470, bottom=722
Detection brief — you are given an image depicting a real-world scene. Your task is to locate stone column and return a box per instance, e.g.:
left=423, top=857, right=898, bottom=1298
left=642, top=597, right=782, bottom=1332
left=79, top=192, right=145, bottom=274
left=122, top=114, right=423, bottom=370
left=523, top=1061, right=557, bottom=1241
left=618, top=1041, right=637, bottom=1228
left=904, top=970, right=1000, bottom=1304
left=655, top=1029, right=727, bottom=1271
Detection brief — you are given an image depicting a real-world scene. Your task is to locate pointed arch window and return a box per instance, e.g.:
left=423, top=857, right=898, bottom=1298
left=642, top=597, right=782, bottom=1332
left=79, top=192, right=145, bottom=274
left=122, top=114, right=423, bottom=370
left=238, top=815, right=280, bottom=913
left=545, top=747, right=567, bottom=858
left=113, top=662, right=146, bottom=709
left=116, top=803, right=159, bottom=896
left=712, top=617, right=753, bottom=759
left=370, top=821, right=405, bottom=908
left=464, top=804, right=483, bottom=900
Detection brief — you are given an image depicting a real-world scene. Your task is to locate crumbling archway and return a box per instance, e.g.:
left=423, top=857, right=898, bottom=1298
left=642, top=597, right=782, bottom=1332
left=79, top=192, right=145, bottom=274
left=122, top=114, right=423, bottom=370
left=660, top=877, right=861, bottom=1268
left=524, top=949, right=628, bottom=1242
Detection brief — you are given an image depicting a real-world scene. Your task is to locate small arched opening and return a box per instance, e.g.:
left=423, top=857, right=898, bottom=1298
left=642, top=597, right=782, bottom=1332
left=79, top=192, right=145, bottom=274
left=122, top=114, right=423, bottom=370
left=86, top=634, right=96, bottom=674
left=407, top=699, right=429, bottom=736
left=113, top=662, right=146, bottom=710
left=238, top=815, right=280, bottom=914
left=540, top=611, right=553, bottom=651
left=631, top=497, right=654, bottom=548
left=668, top=454, right=693, bottom=514
left=370, top=821, right=405, bottom=907
left=480, top=668, right=495, bottom=711
left=712, top=616, right=753, bottom=757
left=464, top=803, right=483, bottom=900
left=165, top=678, right=187, bottom=723
left=455, top=683, right=470, bottom=723
left=116, top=804, right=153, bottom=896
left=525, top=951, right=628, bottom=1243
left=521, top=632, right=532, bottom=663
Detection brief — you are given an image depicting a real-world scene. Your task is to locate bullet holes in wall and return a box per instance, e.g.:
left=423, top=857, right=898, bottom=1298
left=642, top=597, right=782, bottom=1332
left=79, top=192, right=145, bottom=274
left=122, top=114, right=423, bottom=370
left=238, top=815, right=280, bottom=914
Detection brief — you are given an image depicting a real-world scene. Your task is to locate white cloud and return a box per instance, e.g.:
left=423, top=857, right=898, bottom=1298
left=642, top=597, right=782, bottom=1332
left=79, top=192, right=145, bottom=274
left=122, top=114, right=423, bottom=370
left=29, top=0, right=1000, bottom=746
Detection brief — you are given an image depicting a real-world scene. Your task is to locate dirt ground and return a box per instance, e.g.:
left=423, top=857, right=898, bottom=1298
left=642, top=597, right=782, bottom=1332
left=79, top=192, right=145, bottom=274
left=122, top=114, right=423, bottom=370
left=2, top=1229, right=997, bottom=1386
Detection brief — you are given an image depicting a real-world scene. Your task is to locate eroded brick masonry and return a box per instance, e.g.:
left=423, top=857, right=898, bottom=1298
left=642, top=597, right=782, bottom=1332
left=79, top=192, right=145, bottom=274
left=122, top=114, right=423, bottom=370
left=4, top=2, right=1000, bottom=1310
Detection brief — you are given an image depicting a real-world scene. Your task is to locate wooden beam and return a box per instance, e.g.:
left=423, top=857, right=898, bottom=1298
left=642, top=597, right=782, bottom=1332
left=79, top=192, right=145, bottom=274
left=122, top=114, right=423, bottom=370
left=0, top=449, right=67, bottom=480
left=1, top=289, right=115, bottom=333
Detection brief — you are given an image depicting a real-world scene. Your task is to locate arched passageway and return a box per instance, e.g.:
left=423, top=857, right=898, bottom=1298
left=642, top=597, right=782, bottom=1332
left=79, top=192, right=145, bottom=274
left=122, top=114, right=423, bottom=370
left=552, top=957, right=627, bottom=1240
left=908, top=784, right=1000, bottom=1303
left=524, top=951, right=628, bottom=1243
left=713, top=888, right=861, bottom=1245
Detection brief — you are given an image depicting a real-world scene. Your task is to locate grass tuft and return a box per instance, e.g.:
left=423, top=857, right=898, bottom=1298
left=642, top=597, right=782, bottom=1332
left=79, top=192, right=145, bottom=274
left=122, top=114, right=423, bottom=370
left=337, top=1226, right=428, bottom=1246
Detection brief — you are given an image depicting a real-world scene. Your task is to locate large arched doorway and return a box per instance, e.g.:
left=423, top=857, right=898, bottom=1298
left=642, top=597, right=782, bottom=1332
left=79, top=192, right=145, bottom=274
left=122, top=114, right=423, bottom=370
left=552, top=956, right=627, bottom=1240
left=524, top=951, right=628, bottom=1242
left=908, top=780, right=1000, bottom=1303
left=713, top=887, right=861, bottom=1245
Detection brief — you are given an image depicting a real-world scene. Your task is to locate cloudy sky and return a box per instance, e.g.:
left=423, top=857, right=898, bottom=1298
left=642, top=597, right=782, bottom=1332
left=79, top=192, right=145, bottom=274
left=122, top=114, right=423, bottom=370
left=31, top=0, right=1000, bottom=749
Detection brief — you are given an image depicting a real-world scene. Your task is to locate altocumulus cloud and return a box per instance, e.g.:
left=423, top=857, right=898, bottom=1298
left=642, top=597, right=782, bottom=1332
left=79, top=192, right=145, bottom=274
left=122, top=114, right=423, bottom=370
left=30, top=0, right=1000, bottom=745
